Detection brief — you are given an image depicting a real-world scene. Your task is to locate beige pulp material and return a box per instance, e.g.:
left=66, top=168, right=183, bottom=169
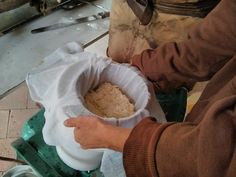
left=84, top=82, right=135, bottom=118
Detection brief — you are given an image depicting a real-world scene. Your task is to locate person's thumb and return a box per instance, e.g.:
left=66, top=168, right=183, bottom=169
left=64, top=118, right=80, bottom=127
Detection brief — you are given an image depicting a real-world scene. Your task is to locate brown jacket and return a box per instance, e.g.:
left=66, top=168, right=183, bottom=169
left=123, top=0, right=236, bottom=177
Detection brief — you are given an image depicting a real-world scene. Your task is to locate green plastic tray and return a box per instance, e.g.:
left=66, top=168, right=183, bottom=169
left=11, top=109, right=104, bottom=177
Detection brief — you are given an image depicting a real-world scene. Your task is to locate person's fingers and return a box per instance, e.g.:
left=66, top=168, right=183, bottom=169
left=64, top=118, right=80, bottom=127
left=64, top=115, right=103, bottom=127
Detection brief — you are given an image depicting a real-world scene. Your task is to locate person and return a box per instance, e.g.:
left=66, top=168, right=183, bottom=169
left=64, top=0, right=236, bottom=176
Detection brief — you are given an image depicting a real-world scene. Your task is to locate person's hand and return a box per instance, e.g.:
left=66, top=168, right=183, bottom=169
left=64, top=116, right=109, bottom=149
left=64, top=116, right=131, bottom=152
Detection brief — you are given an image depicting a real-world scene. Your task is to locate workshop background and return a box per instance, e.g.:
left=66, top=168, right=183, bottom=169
left=0, top=0, right=210, bottom=175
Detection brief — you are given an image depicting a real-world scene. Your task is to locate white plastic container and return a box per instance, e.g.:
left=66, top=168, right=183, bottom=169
left=26, top=42, right=165, bottom=171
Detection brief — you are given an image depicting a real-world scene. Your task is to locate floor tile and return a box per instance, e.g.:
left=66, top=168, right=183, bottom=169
left=27, top=92, right=39, bottom=109
left=0, top=83, right=28, bottom=110
left=0, top=138, right=17, bottom=172
left=0, top=110, right=10, bottom=139
left=7, top=109, right=39, bottom=138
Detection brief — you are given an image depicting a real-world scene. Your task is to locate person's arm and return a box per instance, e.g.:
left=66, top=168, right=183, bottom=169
left=123, top=94, right=236, bottom=177
left=131, top=0, right=236, bottom=91
left=124, top=0, right=236, bottom=176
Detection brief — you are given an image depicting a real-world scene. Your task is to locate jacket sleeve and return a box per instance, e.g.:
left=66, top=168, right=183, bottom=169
left=131, top=0, right=236, bottom=91
left=123, top=95, right=236, bottom=177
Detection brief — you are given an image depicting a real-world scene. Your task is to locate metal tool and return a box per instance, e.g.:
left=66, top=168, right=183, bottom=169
left=0, top=156, right=27, bottom=165
left=31, top=11, right=109, bottom=33
left=0, top=0, right=78, bottom=35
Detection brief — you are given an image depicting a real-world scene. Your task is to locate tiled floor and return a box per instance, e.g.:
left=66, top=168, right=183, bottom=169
left=0, top=82, right=40, bottom=174
left=0, top=34, right=206, bottom=175
left=0, top=35, right=109, bottom=175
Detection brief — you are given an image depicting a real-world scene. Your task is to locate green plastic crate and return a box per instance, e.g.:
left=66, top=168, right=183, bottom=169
left=156, top=88, right=187, bottom=122
left=11, top=109, right=104, bottom=177
left=11, top=88, right=187, bottom=177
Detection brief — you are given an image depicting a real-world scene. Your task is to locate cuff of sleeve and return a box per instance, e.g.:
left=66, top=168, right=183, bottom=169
left=131, top=54, right=161, bottom=91
left=123, top=117, right=175, bottom=177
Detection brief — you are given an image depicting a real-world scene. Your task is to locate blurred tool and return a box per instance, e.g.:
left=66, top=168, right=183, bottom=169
left=0, top=0, right=62, bottom=13
left=0, top=0, right=96, bottom=35
left=31, top=11, right=109, bottom=33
